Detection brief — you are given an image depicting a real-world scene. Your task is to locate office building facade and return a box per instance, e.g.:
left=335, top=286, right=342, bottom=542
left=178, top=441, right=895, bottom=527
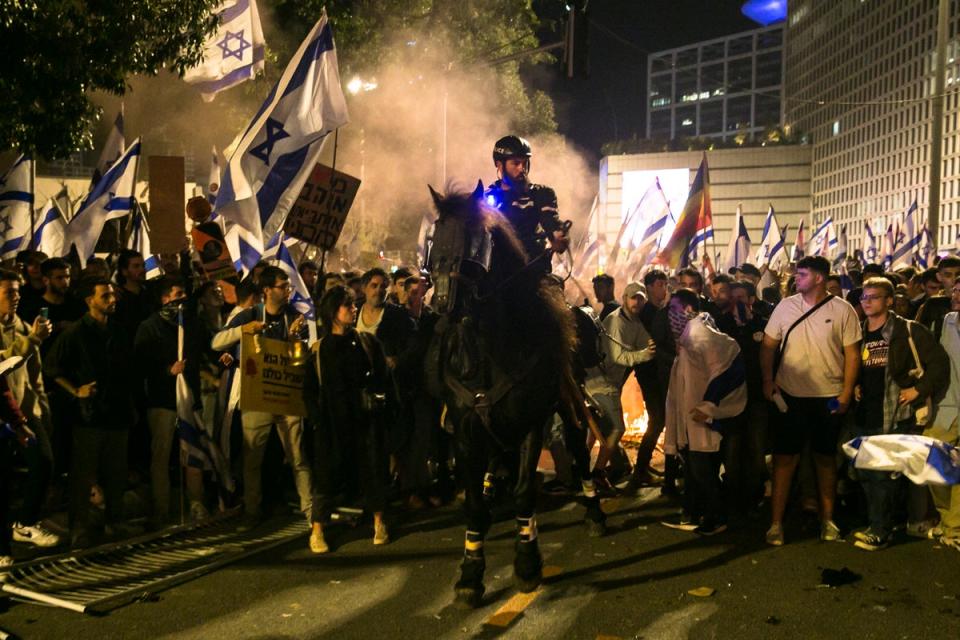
left=646, top=24, right=785, bottom=142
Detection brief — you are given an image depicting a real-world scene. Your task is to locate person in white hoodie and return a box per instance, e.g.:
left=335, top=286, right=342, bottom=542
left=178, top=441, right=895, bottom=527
left=662, top=288, right=747, bottom=536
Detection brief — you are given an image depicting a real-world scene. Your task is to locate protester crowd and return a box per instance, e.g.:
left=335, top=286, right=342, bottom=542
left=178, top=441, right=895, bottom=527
left=3, top=218, right=960, bottom=571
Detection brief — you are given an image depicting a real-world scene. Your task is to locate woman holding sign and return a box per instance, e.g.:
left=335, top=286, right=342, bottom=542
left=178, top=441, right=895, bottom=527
left=303, top=285, right=394, bottom=553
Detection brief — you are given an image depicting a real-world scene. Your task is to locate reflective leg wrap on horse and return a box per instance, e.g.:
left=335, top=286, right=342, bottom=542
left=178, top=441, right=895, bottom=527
left=514, top=515, right=543, bottom=592
left=455, top=529, right=487, bottom=608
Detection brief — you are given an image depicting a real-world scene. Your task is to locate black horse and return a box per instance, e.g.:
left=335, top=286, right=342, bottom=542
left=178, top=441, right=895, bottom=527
left=424, top=183, right=599, bottom=607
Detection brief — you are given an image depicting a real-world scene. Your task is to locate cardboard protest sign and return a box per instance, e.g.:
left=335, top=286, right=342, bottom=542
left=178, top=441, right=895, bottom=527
left=239, top=334, right=308, bottom=417
left=148, top=156, right=187, bottom=253
left=191, top=221, right=237, bottom=281
left=283, top=163, right=361, bottom=250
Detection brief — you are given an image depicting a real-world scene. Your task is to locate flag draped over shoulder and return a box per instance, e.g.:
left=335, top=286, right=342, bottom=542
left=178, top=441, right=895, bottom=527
left=33, top=199, right=66, bottom=258
left=216, top=9, right=349, bottom=248
left=656, top=154, right=711, bottom=269
left=0, top=154, right=33, bottom=259
left=184, top=0, right=266, bottom=102
left=65, top=139, right=141, bottom=265
left=722, top=205, right=751, bottom=272
left=176, top=307, right=233, bottom=491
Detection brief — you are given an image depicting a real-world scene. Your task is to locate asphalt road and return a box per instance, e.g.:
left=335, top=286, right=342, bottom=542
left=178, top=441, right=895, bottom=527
left=2, top=487, right=960, bottom=640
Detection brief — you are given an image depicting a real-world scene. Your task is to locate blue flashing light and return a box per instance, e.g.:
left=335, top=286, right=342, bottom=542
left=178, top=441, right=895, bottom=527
left=741, top=0, right=787, bottom=26
left=485, top=194, right=498, bottom=207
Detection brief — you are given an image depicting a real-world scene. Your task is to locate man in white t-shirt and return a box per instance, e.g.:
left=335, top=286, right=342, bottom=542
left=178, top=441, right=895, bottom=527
left=760, top=255, right=862, bottom=546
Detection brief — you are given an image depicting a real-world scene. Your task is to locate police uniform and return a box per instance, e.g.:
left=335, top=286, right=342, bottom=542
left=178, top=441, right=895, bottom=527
left=484, top=180, right=562, bottom=273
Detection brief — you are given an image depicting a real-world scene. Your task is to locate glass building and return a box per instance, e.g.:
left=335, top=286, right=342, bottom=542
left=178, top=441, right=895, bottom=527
left=785, top=0, right=960, bottom=250
left=646, top=24, right=785, bottom=142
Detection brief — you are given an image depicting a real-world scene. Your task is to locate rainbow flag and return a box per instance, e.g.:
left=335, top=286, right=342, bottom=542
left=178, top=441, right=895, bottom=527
left=655, top=154, right=711, bottom=269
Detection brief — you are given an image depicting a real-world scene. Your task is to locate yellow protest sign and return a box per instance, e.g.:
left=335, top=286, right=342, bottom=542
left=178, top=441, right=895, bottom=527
left=239, top=334, right=308, bottom=417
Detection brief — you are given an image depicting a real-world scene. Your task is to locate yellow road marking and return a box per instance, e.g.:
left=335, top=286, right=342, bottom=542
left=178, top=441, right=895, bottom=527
left=486, top=590, right=541, bottom=627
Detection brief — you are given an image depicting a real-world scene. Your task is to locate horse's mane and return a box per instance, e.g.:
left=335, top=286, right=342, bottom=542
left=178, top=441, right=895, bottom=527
left=432, top=185, right=577, bottom=371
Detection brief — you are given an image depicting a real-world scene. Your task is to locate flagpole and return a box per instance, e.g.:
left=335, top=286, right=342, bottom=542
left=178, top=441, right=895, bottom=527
left=28, top=157, right=36, bottom=250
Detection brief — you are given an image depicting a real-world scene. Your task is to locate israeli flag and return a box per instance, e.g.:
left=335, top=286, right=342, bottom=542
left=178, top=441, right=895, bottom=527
left=216, top=9, right=349, bottom=246
left=224, top=219, right=264, bottom=274
left=90, top=108, right=124, bottom=188
left=880, top=221, right=896, bottom=268
left=843, top=435, right=960, bottom=485
left=207, top=146, right=222, bottom=207
left=810, top=215, right=837, bottom=258
left=891, top=200, right=921, bottom=269
left=918, top=222, right=934, bottom=269
left=32, top=199, right=66, bottom=258
left=275, top=234, right=317, bottom=344
left=722, top=205, right=752, bottom=272
left=755, top=204, right=786, bottom=270
left=0, top=154, right=33, bottom=259
left=183, top=0, right=265, bottom=102
left=176, top=307, right=233, bottom=491
left=790, top=219, right=806, bottom=262
left=862, top=220, right=878, bottom=265
left=127, top=207, right=162, bottom=280
left=833, top=224, right=848, bottom=271
left=65, top=138, right=141, bottom=265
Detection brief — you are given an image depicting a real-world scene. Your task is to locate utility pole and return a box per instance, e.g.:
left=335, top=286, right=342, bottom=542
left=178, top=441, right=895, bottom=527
left=928, top=0, right=950, bottom=250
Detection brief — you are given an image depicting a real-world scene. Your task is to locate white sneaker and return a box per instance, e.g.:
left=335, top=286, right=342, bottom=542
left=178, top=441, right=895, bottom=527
left=12, top=522, right=61, bottom=548
left=820, top=519, right=842, bottom=542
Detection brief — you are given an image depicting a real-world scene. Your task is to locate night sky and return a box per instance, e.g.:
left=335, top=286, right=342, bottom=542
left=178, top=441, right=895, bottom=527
left=529, top=0, right=757, bottom=159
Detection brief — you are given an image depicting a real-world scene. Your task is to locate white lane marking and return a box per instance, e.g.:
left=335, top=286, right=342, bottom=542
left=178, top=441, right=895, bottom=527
left=635, top=602, right=720, bottom=640
left=158, top=567, right=408, bottom=639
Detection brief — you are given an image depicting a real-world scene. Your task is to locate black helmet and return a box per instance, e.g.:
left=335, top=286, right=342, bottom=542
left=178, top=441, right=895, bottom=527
left=492, top=135, right=532, bottom=163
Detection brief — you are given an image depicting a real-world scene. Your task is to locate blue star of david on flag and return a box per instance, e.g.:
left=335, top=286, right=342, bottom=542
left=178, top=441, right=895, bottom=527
left=218, top=29, right=251, bottom=62
left=248, top=118, right=290, bottom=166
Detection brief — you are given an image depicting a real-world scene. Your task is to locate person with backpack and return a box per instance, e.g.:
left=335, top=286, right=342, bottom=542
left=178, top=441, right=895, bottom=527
left=851, top=277, right=949, bottom=550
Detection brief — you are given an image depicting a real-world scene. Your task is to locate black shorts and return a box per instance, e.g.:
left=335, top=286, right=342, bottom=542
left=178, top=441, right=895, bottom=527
left=770, top=392, right=842, bottom=456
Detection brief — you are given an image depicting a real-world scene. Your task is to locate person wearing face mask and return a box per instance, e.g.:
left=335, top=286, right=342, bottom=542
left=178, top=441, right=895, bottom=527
left=661, top=288, right=747, bottom=536
left=133, top=277, right=206, bottom=526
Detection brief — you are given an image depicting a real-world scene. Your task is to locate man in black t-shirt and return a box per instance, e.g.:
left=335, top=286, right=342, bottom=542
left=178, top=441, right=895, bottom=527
left=854, top=277, right=949, bottom=551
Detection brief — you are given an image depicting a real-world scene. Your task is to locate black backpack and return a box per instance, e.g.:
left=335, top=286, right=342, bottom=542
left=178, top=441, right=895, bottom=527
left=573, top=305, right=604, bottom=370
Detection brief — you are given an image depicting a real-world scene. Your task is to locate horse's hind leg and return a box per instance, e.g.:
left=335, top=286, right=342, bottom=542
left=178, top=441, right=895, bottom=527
left=513, top=425, right=544, bottom=593
left=558, top=403, right=606, bottom=537
left=454, top=420, right=491, bottom=608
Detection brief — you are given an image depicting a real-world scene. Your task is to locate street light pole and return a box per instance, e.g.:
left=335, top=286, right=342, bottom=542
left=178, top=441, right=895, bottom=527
left=929, top=0, right=950, bottom=250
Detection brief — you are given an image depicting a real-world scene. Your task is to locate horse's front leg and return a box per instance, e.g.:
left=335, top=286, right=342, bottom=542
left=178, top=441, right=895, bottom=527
left=513, top=424, right=544, bottom=592
left=454, top=417, right=491, bottom=608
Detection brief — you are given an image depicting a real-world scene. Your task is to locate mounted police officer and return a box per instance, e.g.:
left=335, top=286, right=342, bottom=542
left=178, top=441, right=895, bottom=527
left=485, top=136, right=570, bottom=273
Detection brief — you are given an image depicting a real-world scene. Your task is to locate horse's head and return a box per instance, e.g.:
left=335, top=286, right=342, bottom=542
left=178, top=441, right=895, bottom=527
left=425, top=181, right=526, bottom=315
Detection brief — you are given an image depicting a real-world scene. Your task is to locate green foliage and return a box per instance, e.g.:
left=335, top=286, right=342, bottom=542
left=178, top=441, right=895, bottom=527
left=1, top=0, right=221, bottom=159
left=271, top=0, right=559, bottom=136
left=600, top=126, right=808, bottom=157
